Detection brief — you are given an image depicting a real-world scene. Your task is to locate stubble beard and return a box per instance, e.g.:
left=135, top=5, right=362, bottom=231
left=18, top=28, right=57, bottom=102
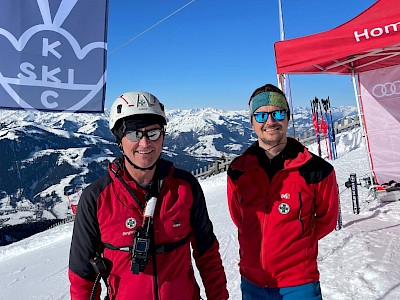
left=259, top=129, right=285, bottom=146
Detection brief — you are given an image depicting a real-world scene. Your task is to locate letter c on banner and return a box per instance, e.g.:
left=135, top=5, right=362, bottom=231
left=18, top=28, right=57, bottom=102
left=41, top=90, right=59, bottom=108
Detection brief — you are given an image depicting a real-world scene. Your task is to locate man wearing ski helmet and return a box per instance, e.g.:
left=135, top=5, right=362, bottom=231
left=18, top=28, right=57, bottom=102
left=69, top=91, right=229, bottom=300
left=227, top=83, right=339, bottom=299
left=109, top=91, right=167, bottom=173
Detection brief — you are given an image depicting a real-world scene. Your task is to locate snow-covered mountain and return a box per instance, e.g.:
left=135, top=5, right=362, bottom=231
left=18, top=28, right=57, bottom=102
left=0, top=106, right=357, bottom=229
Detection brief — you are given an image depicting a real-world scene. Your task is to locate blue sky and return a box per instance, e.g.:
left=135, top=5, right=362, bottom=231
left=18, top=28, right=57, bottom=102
left=105, top=0, right=377, bottom=110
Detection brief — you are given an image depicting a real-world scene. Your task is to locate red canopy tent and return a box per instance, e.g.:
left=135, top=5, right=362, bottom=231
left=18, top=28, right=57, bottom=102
left=275, top=0, right=400, bottom=75
left=274, top=0, right=400, bottom=185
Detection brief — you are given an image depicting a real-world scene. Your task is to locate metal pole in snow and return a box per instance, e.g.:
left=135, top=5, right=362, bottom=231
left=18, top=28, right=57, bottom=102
left=277, top=0, right=296, bottom=139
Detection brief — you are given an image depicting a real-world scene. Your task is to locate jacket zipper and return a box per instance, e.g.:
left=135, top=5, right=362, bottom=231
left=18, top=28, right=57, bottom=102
left=111, top=167, right=144, bottom=210
left=298, top=192, right=304, bottom=234
left=260, top=193, right=268, bottom=271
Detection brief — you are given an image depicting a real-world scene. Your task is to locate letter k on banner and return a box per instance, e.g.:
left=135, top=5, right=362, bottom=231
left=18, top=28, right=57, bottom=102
left=0, top=0, right=108, bottom=113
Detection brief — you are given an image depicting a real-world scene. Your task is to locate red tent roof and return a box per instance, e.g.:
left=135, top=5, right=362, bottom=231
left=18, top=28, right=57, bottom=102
left=274, top=0, right=400, bottom=74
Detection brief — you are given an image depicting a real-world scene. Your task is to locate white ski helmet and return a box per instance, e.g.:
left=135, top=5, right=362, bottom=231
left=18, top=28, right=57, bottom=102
left=109, top=91, right=167, bottom=132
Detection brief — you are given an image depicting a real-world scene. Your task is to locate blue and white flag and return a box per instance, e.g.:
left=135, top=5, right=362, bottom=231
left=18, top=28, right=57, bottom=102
left=0, top=0, right=108, bottom=113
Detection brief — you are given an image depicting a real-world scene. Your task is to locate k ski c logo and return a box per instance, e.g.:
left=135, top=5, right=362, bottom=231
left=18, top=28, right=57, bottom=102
left=281, top=193, right=290, bottom=200
left=372, top=81, right=400, bottom=98
left=278, top=203, right=290, bottom=215
left=0, top=0, right=107, bottom=112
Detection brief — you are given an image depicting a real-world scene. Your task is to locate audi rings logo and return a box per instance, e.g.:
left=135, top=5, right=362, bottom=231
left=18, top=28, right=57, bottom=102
left=372, top=81, right=400, bottom=98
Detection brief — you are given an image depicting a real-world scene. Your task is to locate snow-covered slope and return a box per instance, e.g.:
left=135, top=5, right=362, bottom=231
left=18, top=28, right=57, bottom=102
left=1, top=128, right=399, bottom=300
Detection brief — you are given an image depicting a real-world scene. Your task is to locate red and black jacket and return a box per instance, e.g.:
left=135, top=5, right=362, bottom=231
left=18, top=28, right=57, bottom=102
left=227, top=138, right=339, bottom=288
left=69, top=157, right=228, bottom=300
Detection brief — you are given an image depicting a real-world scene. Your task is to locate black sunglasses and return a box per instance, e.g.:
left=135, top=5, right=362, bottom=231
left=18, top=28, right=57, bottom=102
left=125, top=128, right=164, bottom=142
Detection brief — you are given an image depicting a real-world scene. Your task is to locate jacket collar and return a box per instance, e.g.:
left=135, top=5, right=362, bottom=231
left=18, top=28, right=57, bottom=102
left=234, top=137, right=312, bottom=171
left=108, top=156, right=174, bottom=184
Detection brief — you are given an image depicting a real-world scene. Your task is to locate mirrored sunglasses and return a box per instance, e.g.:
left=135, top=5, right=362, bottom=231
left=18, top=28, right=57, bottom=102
left=253, top=110, right=287, bottom=123
left=125, top=128, right=164, bottom=142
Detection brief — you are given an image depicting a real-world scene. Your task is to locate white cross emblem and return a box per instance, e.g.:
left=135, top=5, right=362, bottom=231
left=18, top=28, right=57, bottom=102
left=278, top=203, right=290, bottom=214
left=125, top=218, right=137, bottom=229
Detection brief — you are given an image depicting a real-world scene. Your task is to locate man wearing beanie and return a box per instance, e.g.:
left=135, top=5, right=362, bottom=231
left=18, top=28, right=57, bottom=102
left=69, top=91, right=229, bottom=300
left=227, top=83, right=339, bottom=300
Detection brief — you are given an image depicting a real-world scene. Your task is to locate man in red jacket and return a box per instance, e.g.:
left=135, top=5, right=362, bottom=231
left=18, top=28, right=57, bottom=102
left=69, top=91, right=229, bottom=300
left=227, top=84, right=339, bottom=300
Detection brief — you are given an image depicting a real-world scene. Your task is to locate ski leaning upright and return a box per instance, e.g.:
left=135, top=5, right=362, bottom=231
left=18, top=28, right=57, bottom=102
left=310, top=97, right=321, bottom=157
left=321, top=97, right=337, bottom=160
left=318, top=99, right=331, bottom=160
left=335, top=184, right=343, bottom=230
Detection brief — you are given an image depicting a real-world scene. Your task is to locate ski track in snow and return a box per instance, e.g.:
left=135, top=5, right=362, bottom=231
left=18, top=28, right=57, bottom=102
left=0, top=128, right=400, bottom=299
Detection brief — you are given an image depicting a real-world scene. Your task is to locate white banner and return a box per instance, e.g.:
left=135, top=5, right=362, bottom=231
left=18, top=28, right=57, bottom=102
left=0, top=0, right=108, bottom=113
left=359, top=65, right=400, bottom=184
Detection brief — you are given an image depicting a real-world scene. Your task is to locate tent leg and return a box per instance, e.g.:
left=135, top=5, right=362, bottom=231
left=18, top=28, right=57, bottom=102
left=277, top=73, right=296, bottom=139
left=351, top=72, right=375, bottom=186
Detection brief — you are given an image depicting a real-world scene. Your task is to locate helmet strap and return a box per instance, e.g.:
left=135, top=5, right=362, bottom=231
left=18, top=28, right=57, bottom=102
left=123, top=154, right=158, bottom=171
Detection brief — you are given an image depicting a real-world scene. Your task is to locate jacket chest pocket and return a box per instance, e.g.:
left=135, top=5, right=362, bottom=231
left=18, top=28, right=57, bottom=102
left=156, top=201, right=191, bottom=243
left=100, top=208, right=143, bottom=245
left=273, top=181, right=315, bottom=235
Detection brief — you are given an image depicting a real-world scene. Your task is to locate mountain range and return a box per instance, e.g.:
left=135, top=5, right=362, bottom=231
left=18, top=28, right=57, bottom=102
left=0, top=105, right=357, bottom=228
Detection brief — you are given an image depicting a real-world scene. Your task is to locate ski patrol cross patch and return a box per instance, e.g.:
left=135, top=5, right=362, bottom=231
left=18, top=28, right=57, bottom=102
left=125, top=218, right=137, bottom=229
left=278, top=203, right=290, bottom=214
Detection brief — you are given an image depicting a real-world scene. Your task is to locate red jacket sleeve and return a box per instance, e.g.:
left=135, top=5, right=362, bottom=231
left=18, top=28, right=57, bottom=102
left=192, top=239, right=229, bottom=300
left=69, top=268, right=100, bottom=300
left=227, top=175, right=241, bottom=228
left=68, top=177, right=107, bottom=299
left=314, top=169, right=339, bottom=240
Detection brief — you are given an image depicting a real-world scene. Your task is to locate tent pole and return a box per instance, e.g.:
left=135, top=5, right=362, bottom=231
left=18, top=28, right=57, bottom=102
left=350, top=71, right=375, bottom=186
left=351, top=71, right=365, bottom=132
left=277, top=73, right=296, bottom=138
left=277, top=73, right=284, bottom=91
left=277, top=0, right=296, bottom=139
